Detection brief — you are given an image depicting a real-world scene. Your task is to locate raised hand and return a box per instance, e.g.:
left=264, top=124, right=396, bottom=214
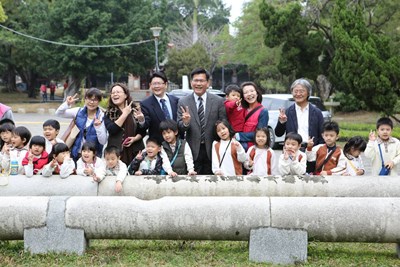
left=93, top=113, right=102, bottom=127
left=278, top=107, right=287, bottom=123
left=27, top=150, right=34, bottom=163
left=307, top=136, right=314, bottom=148
left=50, top=158, right=57, bottom=168
left=122, top=100, right=133, bottom=115
left=369, top=130, right=376, bottom=141
left=133, top=104, right=144, bottom=123
left=66, top=93, right=79, bottom=106
left=180, top=106, right=191, bottom=125
left=135, top=150, right=143, bottom=160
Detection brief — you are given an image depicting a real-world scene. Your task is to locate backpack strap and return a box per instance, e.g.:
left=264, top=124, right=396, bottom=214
left=245, top=105, right=263, bottom=122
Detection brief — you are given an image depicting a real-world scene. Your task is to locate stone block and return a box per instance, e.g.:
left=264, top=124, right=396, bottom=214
left=37, top=108, right=45, bottom=114
left=249, top=227, right=307, bottom=265
left=24, top=196, right=87, bottom=255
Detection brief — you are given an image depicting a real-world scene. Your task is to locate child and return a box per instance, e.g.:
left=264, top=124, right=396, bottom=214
left=76, top=141, right=105, bottom=177
left=0, top=122, right=14, bottom=172
left=43, top=119, right=64, bottom=154
left=279, top=132, right=307, bottom=175
left=128, top=138, right=176, bottom=176
left=42, top=143, right=75, bottom=178
left=244, top=127, right=277, bottom=175
left=339, top=136, right=366, bottom=176
left=364, top=117, right=400, bottom=176
left=224, top=84, right=244, bottom=132
left=212, top=120, right=246, bottom=175
left=22, top=136, right=49, bottom=177
left=160, top=119, right=196, bottom=175
left=94, top=146, right=127, bottom=193
left=306, top=121, right=346, bottom=175
left=1, top=126, right=31, bottom=174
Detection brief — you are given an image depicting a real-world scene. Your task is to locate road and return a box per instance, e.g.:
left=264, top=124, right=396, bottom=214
left=13, top=113, right=379, bottom=175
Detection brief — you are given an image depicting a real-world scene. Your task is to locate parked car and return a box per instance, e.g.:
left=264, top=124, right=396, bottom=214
left=262, top=94, right=332, bottom=148
left=169, top=88, right=225, bottom=98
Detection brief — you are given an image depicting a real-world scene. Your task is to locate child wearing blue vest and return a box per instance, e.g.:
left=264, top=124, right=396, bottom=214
left=160, top=119, right=196, bottom=175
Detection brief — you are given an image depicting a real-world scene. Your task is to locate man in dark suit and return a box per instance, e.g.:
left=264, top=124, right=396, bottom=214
left=177, top=68, right=227, bottom=175
left=275, top=78, right=324, bottom=147
left=140, top=71, right=180, bottom=144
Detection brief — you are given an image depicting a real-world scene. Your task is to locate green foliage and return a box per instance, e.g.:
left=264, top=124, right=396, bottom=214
left=339, top=122, right=400, bottom=141
left=333, top=91, right=366, bottom=112
left=165, top=43, right=211, bottom=85
left=330, top=0, right=400, bottom=116
left=0, top=1, right=6, bottom=22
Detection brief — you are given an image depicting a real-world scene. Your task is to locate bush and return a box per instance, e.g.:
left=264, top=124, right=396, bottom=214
left=333, top=91, right=366, bottom=112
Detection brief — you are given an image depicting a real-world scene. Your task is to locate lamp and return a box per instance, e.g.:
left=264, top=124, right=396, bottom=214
left=150, top=27, right=163, bottom=72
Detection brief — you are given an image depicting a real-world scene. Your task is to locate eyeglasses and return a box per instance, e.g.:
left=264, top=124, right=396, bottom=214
left=85, top=98, right=99, bottom=103
left=110, top=91, right=125, bottom=95
left=151, top=82, right=165, bottom=86
left=192, top=79, right=207, bottom=83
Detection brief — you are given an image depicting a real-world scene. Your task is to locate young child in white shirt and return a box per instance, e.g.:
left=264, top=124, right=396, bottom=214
left=279, top=132, right=307, bottom=175
left=339, top=136, right=366, bottom=176
left=1, top=126, right=31, bottom=175
left=244, top=127, right=276, bottom=175
left=42, top=143, right=75, bottom=178
left=212, top=119, right=246, bottom=175
left=43, top=119, right=64, bottom=154
left=76, top=141, right=105, bottom=177
left=0, top=122, right=14, bottom=173
left=94, top=146, right=127, bottom=193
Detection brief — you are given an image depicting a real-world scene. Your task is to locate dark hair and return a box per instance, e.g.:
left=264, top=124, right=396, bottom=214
left=104, top=145, right=121, bottom=157
left=240, top=81, right=263, bottom=109
left=284, top=132, right=303, bottom=145
left=190, top=68, right=210, bottom=81
left=0, top=123, right=15, bottom=133
left=48, top=143, right=69, bottom=162
left=13, top=126, right=32, bottom=146
left=225, top=84, right=241, bottom=96
left=343, top=136, right=367, bottom=159
left=85, top=87, right=102, bottom=102
left=254, top=127, right=271, bottom=148
left=150, top=71, right=168, bottom=83
left=160, top=119, right=178, bottom=133
left=146, top=137, right=161, bottom=147
left=81, top=142, right=97, bottom=155
left=29, top=135, right=46, bottom=149
left=43, top=119, right=60, bottom=130
left=214, top=119, right=235, bottom=141
left=0, top=118, right=15, bottom=127
left=376, top=117, right=393, bottom=129
left=107, top=83, right=132, bottom=111
left=323, top=121, right=340, bottom=135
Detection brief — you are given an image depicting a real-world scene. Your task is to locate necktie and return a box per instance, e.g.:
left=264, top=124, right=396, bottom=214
left=160, top=99, right=171, bottom=119
left=198, top=97, right=205, bottom=142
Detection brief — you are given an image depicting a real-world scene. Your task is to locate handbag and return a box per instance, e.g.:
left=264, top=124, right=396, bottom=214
left=61, top=109, right=81, bottom=148
left=378, top=144, right=390, bottom=176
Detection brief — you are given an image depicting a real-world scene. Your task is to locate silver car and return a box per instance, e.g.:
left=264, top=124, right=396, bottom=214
left=262, top=94, right=331, bottom=148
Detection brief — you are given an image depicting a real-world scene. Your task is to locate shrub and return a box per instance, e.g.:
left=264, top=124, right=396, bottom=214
left=333, top=91, right=366, bottom=112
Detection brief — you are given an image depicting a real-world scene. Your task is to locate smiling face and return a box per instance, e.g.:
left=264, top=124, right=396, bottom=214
left=31, top=144, right=45, bottom=156
left=227, top=91, right=241, bottom=101
left=162, top=129, right=177, bottom=144
left=377, top=124, right=392, bottom=141
left=146, top=141, right=161, bottom=159
left=81, top=149, right=95, bottom=164
left=242, top=85, right=258, bottom=106
left=191, top=73, right=209, bottom=97
left=55, top=151, right=70, bottom=164
left=43, top=126, right=59, bottom=142
left=216, top=123, right=230, bottom=141
left=292, top=84, right=309, bottom=106
left=110, top=85, right=128, bottom=108
left=0, top=130, right=12, bottom=143
left=150, top=77, right=167, bottom=98
left=85, top=96, right=100, bottom=112
left=284, top=139, right=301, bottom=154
left=11, top=134, right=25, bottom=148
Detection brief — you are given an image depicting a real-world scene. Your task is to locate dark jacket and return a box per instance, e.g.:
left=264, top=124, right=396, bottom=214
left=128, top=151, right=163, bottom=175
left=162, top=139, right=187, bottom=175
left=275, top=103, right=324, bottom=145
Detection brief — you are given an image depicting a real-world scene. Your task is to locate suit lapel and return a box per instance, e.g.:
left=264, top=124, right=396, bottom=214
left=168, top=95, right=178, bottom=120
left=204, top=93, right=211, bottom=126
left=189, top=94, right=200, bottom=125
left=290, top=105, right=298, bottom=131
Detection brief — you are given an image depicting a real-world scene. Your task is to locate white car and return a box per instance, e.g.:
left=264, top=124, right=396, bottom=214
left=262, top=94, right=331, bottom=148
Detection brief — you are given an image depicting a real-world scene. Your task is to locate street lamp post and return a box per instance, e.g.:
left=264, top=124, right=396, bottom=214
left=150, top=27, right=163, bottom=72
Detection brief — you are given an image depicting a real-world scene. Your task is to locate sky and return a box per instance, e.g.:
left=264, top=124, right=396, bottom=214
left=222, top=0, right=248, bottom=34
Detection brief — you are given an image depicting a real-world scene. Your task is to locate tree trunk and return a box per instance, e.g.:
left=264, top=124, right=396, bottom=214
left=316, top=74, right=332, bottom=101
left=18, top=69, right=38, bottom=98
left=5, top=64, right=17, bottom=93
left=192, top=0, right=199, bottom=44
left=64, top=75, right=83, bottom=100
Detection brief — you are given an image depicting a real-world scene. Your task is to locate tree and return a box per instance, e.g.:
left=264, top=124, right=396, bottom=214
left=165, top=43, right=211, bottom=85
left=0, top=1, right=6, bottom=22
left=330, top=0, right=400, bottom=118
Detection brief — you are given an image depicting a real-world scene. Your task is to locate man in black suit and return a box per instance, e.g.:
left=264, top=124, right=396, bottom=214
left=177, top=68, right=226, bottom=175
left=140, top=72, right=180, bottom=144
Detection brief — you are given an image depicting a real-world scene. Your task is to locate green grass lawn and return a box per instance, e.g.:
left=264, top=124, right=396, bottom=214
left=1, top=240, right=399, bottom=266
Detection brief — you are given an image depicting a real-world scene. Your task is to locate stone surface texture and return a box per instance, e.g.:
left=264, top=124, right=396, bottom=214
left=249, top=227, right=307, bottom=265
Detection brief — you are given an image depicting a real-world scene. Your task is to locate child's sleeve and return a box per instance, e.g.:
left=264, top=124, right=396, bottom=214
left=236, top=142, right=247, bottom=163
left=184, top=142, right=195, bottom=173
left=211, top=141, right=221, bottom=174
left=329, top=150, right=347, bottom=176
left=60, top=158, right=75, bottom=179
left=290, top=152, right=307, bottom=175
left=243, top=147, right=253, bottom=170
left=94, top=111, right=108, bottom=145
left=160, top=147, right=173, bottom=174
left=116, top=161, right=127, bottom=182
left=75, top=159, right=86, bottom=176
left=128, top=157, right=141, bottom=175
left=391, top=139, right=400, bottom=166
left=278, top=153, right=290, bottom=176
left=306, top=144, right=319, bottom=162
left=363, top=140, right=377, bottom=160
left=41, top=162, right=54, bottom=177
left=24, top=163, right=34, bottom=178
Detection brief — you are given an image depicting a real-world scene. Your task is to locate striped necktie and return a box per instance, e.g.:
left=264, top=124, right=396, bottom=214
left=198, top=97, right=205, bottom=142
left=160, top=99, right=171, bottom=119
